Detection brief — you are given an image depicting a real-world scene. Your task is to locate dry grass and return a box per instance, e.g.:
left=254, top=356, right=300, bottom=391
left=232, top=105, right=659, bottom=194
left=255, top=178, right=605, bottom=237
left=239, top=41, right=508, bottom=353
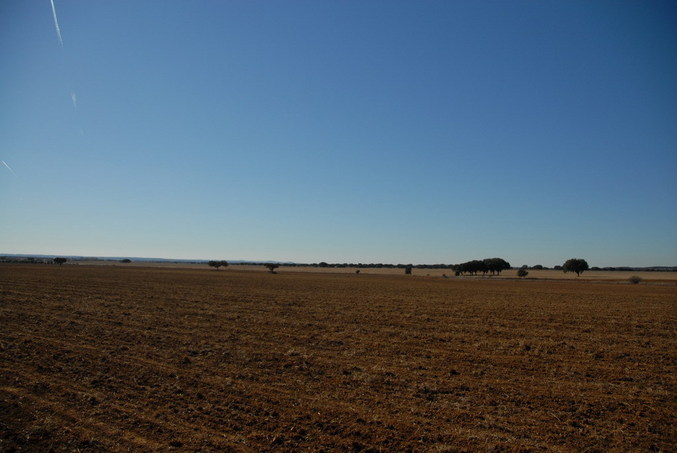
left=78, top=260, right=677, bottom=282
left=1, top=264, right=675, bottom=452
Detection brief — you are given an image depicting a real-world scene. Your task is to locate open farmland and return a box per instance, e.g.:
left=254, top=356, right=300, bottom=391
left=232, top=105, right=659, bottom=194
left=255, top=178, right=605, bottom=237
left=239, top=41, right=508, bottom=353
left=1, top=264, right=675, bottom=452
left=76, top=260, right=677, bottom=282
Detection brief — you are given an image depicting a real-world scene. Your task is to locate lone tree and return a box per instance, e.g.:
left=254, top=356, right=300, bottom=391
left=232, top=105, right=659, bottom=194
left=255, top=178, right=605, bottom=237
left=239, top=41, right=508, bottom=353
left=208, top=260, right=228, bottom=270
left=562, top=258, right=589, bottom=276
left=265, top=263, right=279, bottom=274
left=517, top=268, right=529, bottom=278
left=53, top=257, right=67, bottom=265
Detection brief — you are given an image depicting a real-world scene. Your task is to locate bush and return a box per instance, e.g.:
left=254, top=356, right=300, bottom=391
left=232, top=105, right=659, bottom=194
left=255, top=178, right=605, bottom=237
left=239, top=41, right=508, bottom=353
left=517, top=269, right=529, bottom=278
left=628, top=275, right=642, bottom=285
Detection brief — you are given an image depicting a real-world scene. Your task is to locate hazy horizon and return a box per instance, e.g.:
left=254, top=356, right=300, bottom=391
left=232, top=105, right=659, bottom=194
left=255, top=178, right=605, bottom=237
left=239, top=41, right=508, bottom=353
left=2, top=1, right=676, bottom=267
left=1, top=251, right=675, bottom=270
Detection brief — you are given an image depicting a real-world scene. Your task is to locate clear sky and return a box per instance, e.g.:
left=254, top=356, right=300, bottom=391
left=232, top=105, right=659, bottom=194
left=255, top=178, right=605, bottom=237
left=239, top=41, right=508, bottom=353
left=1, top=1, right=676, bottom=267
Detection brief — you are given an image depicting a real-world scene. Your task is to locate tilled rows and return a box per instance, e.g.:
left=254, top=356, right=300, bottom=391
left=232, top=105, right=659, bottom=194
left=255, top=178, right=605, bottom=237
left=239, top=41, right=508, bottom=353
left=1, top=264, right=675, bottom=452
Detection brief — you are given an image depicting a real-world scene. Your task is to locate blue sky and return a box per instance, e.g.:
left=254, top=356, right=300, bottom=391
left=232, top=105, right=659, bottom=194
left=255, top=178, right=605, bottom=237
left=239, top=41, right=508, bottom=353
left=1, top=1, right=676, bottom=266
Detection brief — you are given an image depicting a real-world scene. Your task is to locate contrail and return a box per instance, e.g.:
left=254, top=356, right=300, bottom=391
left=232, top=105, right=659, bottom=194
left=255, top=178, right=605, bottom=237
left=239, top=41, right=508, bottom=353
left=71, top=92, right=77, bottom=110
left=1, top=160, right=16, bottom=176
left=50, top=0, right=64, bottom=47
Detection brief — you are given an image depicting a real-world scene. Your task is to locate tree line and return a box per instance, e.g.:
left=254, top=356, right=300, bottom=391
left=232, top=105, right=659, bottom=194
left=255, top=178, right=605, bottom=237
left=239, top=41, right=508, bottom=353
left=221, top=258, right=594, bottom=277
left=4, top=255, right=670, bottom=278
left=453, top=258, right=511, bottom=276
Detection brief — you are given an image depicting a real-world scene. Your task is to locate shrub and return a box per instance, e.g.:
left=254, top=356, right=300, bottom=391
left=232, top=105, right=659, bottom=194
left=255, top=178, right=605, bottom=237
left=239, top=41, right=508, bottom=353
left=628, top=275, right=642, bottom=285
left=517, top=268, right=529, bottom=278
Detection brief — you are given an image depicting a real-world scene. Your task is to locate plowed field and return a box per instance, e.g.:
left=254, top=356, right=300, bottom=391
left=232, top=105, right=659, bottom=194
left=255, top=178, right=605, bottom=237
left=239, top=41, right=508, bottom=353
left=1, top=264, right=675, bottom=452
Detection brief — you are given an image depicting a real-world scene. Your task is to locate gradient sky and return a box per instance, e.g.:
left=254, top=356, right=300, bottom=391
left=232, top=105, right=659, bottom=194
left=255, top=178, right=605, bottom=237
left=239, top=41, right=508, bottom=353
left=1, top=1, right=676, bottom=266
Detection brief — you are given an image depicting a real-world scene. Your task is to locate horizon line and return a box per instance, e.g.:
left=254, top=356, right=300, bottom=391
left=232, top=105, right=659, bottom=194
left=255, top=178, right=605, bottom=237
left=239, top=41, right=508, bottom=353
left=1, top=252, right=675, bottom=270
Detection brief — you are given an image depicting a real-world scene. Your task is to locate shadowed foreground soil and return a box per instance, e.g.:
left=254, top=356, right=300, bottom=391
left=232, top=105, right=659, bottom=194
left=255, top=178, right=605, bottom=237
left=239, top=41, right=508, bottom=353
left=1, top=264, right=675, bottom=452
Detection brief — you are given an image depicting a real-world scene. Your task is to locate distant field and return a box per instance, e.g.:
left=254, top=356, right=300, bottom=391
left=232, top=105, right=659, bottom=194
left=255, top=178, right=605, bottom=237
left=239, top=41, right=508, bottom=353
left=270, top=267, right=677, bottom=282
left=77, top=260, right=677, bottom=282
left=1, top=264, right=675, bottom=451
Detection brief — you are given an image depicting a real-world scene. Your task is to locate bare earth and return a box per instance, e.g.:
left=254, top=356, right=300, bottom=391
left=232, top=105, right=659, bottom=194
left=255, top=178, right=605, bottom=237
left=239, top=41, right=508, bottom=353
left=1, top=264, right=675, bottom=452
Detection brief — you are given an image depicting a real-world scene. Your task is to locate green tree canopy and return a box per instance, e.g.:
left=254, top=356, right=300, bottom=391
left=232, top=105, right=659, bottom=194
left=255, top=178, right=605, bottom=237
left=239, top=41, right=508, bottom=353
left=562, top=258, right=589, bottom=276
left=208, top=260, right=228, bottom=270
left=484, top=258, right=511, bottom=275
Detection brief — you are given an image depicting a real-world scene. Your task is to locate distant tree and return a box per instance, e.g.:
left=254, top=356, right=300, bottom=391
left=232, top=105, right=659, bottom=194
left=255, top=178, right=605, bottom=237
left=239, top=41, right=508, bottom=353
left=53, top=257, right=67, bottom=265
left=517, top=268, right=529, bottom=278
left=454, top=258, right=512, bottom=276
left=318, top=262, right=329, bottom=268
left=120, top=259, right=132, bottom=263
left=531, top=264, right=544, bottom=270
left=265, top=263, right=279, bottom=274
left=404, top=265, right=412, bottom=275
left=562, top=258, right=589, bottom=277
left=483, top=258, right=511, bottom=275
left=553, top=265, right=563, bottom=271
left=456, top=260, right=489, bottom=275
left=208, top=260, right=228, bottom=270
left=456, top=261, right=471, bottom=275
left=474, top=260, right=488, bottom=275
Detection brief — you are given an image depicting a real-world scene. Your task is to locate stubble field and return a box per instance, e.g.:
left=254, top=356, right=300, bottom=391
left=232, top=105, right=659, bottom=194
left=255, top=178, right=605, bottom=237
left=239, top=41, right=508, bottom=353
left=1, top=264, right=675, bottom=452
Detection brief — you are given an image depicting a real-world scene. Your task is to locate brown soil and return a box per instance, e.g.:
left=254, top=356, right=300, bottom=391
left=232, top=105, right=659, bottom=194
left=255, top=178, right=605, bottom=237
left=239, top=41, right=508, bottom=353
left=1, top=264, right=675, bottom=452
